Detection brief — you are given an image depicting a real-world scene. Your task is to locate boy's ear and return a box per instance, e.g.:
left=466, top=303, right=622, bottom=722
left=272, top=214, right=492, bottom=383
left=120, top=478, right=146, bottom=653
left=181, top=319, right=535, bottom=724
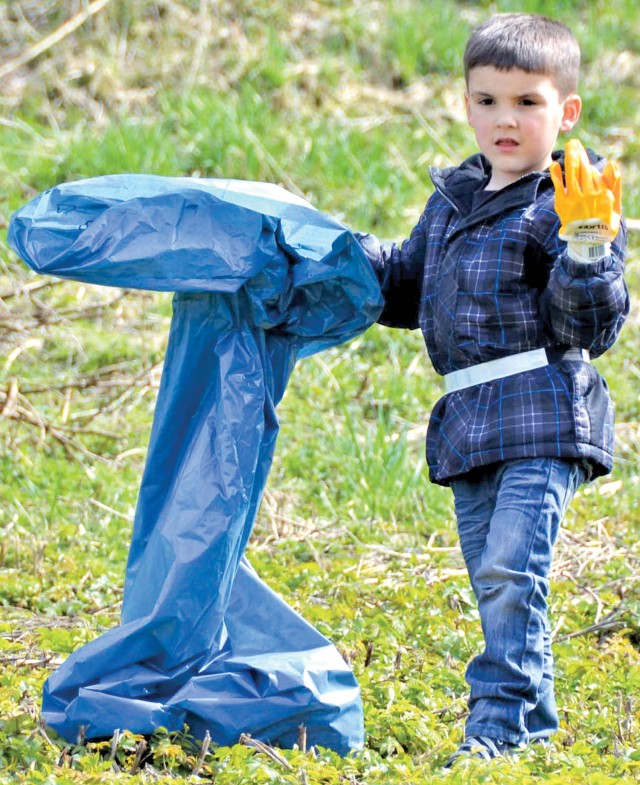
left=464, top=90, right=472, bottom=124
left=560, top=93, right=582, bottom=132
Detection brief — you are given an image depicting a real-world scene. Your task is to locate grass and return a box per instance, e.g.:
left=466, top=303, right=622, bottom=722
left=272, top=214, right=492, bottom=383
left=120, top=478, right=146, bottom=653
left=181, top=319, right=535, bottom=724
left=1, top=0, right=639, bottom=782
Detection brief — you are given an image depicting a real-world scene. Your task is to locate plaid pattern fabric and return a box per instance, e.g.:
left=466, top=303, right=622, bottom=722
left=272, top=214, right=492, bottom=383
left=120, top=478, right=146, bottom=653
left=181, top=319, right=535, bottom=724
left=363, top=152, right=629, bottom=485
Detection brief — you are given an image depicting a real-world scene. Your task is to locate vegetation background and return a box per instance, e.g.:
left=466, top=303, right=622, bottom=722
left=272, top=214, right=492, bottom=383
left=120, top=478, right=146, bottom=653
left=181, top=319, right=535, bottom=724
left=0, top=0, right=639, bottom=782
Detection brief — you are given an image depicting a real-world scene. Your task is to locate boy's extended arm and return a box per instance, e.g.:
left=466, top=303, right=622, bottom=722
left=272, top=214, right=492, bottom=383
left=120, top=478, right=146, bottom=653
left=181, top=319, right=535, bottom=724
left=355, top=208, right=428, bottom=330
left=539, top=141, right=629, bottom=358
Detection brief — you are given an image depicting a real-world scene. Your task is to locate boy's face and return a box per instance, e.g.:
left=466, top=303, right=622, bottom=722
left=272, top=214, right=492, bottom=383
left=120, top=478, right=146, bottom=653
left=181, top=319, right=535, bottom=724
left=465, top=66, right=581, bottom=190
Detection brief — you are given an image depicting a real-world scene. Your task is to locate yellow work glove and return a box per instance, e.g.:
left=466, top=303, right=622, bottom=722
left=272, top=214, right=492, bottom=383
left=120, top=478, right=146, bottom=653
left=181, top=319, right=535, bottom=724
left=550, top=138, right=622, bottom=262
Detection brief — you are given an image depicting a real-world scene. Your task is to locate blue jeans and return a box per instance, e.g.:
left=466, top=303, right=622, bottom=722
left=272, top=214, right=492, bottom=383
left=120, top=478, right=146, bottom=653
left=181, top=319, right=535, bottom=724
left=450, top=458, right=586, bottom=745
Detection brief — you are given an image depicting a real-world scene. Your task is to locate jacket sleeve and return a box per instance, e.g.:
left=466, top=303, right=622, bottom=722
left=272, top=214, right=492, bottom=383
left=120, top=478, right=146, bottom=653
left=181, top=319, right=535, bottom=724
left=354, top=206, right=428, bottom=330
left=535, top=209, right=629, bottom=359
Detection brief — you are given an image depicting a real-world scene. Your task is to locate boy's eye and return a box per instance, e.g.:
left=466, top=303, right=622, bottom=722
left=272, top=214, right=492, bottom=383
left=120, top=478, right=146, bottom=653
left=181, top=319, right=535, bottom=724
left=520, top=99, right=537, bottom=106
left=478, top=98, right=494, bottom=105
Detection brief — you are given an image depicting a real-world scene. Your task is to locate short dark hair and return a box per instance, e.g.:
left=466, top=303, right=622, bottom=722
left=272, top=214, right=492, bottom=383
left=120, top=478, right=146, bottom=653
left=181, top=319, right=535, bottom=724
left=463, top=13, right=581, bottom=96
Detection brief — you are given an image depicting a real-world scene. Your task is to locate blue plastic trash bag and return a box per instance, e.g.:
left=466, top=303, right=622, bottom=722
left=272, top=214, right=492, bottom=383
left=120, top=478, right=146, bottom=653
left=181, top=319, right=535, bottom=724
left=9, top=175, right=383, bottom=754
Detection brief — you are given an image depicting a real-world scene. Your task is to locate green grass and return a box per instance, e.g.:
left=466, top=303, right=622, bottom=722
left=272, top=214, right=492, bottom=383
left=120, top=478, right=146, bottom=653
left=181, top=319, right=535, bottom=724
left=1, top=0, right=640, bottom=782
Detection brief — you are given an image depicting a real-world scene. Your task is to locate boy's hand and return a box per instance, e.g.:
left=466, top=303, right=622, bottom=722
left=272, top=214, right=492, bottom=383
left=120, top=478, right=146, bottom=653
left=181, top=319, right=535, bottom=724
left=550, top=139, right=622, bottom=262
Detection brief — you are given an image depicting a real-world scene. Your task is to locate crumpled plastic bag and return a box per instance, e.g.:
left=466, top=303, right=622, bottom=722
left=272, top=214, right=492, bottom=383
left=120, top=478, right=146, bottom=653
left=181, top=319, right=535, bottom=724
left=8, top=175, right=383, bottom=754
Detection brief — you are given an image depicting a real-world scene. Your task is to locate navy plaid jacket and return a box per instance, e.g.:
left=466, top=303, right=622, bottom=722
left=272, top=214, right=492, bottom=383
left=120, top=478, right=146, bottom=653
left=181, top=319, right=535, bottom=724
left=358, top=150, right=629, bottom=485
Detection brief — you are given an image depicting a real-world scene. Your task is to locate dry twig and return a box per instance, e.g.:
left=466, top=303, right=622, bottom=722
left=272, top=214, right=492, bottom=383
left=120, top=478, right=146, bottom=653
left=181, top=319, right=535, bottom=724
left=239, top=733, right=293, bottom=771
left=0, top=0, right=118, bottom=81
left=129, top=739, right=148, bottom=775
left=555, top=608, right=625, bottom=642
left=192, top=729, right=211, bottom=777
left=0, top=279, right=65, bottom=301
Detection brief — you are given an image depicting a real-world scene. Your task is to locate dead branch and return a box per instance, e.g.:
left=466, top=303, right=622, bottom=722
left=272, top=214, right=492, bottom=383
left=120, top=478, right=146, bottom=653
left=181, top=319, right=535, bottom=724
left=56, top=291, right=129, bottom=318
left=0, top=279, right=65, bottom=302
left=0, top=0, right=118, bottom=81
left=192, top=729, right=211, bottom=777
left=0, top=292, right=131, bottom=338
left=108, top=729, right=121, bottom=763
left=1, top=382, right=123, bottom=440
left=88, top=498, right=133, bottom=520
left=0, top=387, right=119, bottom=464
left=239, top=733, right=293, bottom=771
left=1, top=377, right=19, bottom=416
left=73, top=361, right=162, bottom=425
left=129, top=739, right=148, bottom=775
left=18, top=361, right=149, bottom=395
left=555, top=608, right=625, bottom=642
left=34, top=720, right=60, bottom=751
left=0, top=654, right=64, bottom=668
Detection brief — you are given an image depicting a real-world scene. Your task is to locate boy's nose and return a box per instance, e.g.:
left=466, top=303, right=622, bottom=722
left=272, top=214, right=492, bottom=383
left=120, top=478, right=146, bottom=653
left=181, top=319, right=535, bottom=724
left=496, top=112, right=517, bottom=128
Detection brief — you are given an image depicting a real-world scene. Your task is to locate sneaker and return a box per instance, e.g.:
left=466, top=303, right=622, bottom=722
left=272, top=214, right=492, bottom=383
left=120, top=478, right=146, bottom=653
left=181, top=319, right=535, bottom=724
left=443, top=735, right=519, bottom=769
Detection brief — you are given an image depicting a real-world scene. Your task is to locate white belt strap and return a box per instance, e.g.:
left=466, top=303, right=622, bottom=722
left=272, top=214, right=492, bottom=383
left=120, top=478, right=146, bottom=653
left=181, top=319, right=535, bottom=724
left=444, top=348, right=590, bottom=394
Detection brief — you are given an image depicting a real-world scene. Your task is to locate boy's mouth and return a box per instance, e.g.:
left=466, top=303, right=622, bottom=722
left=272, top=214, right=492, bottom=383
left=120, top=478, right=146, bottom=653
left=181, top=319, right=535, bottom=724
left=495, top=137, right=519, bottom=149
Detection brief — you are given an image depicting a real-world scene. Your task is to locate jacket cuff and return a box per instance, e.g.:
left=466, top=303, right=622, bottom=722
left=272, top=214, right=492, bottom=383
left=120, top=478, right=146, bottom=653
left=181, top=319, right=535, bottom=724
left=353, top=232, right=383, bottom=273
left=561, top=250, right=611, bottom=278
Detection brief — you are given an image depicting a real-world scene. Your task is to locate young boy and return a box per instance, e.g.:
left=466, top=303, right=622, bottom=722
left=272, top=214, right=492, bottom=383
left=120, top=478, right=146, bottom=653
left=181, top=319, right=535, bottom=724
left=357, top=13, right=629, bottom=765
